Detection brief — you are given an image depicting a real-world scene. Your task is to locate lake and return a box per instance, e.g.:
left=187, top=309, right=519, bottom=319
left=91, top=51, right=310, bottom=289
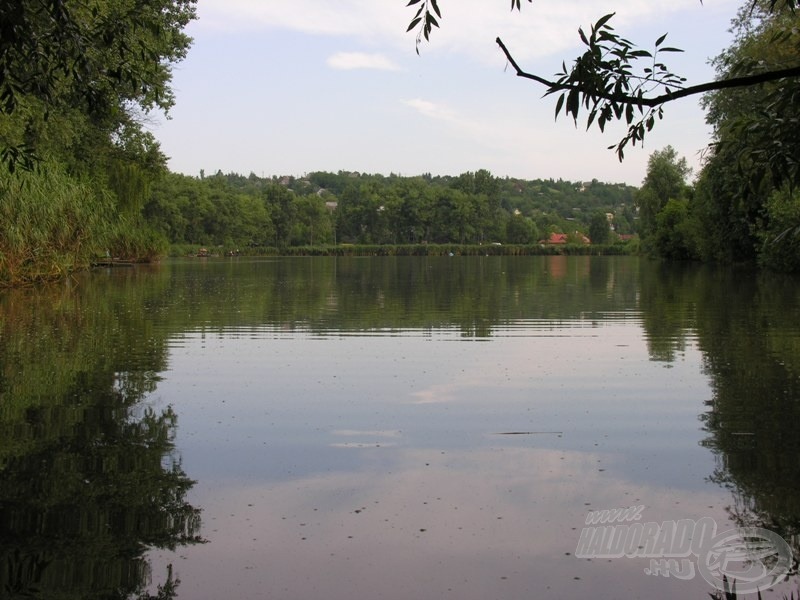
left=1, top=256, right=798, bottom=599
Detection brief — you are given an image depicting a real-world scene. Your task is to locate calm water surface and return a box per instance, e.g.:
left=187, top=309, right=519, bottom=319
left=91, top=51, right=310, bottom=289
left=1, top=256, right=799, bottom=599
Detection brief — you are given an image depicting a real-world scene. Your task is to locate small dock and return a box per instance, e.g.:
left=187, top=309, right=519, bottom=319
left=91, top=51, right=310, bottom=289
left=92, top=258, right=135, bottom=268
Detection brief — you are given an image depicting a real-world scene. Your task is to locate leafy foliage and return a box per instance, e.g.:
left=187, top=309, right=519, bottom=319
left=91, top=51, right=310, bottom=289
left=693, top=0, right=800, bottom=269
left=406, top=0, right=441, bottom=53
left=0, top=0, right=195, bottom=283
left=758, top=186, right=800, bottom=271
left=588, top=211, right=611, bottom=245
left=0, top=0, right=196, bottom=172
left=652, top=198, right=696, bottom=260
left=635, top=146, right=691, bottom=238
left=546, top=15, right=685, bottom=160
left=704, top=1, right=800, bottom=190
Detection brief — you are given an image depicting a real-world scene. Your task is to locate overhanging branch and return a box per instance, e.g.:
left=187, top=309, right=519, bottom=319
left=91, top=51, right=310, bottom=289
left=496, top=36, right=800, bottom=107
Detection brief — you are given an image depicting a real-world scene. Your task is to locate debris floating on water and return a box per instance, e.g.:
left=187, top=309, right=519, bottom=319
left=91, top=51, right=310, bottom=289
left=492, top=431, right=564, bottom=435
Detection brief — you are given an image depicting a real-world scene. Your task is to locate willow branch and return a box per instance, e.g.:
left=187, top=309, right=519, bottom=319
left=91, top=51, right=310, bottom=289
left=496, top=36, right=800, bottom=107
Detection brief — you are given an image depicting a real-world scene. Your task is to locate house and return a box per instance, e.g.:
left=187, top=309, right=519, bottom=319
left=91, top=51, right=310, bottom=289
left=542, top=232, right=591, bottom=245
left=546, top=233, right=568, bottom=244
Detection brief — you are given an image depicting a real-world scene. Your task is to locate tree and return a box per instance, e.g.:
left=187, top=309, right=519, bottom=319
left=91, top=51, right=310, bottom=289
left=408, top=0, right=800, bottom=169
left=506, top=213, right=538, bottom=244
left=430, top=188, right=477, bottom=243
left=758, top=187, right=800, bottom=271
left=0, top=0, right=196, bottom=281
left=588, top=211, right=610, bottom=245
left=636, top=146, right=691, bottom=240
left=652, top=198, right=697, bottom=260
left=694, top=1, right=800, bottom=267
left=335, top=182, right=388, bottom=244
left=703, top=1, right=800, bottom=189
left=293, top=195, right=333, bottom=246
left=0, top=0, right=196, bottom=172
left=265, top=184, right=297, bottom=248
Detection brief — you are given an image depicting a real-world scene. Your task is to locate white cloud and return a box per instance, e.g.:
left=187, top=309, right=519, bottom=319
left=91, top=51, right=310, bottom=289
left=193, top=0, right=736, bottom=64
left=194, top=0, right=407, bottom=40
left=327, top=52, right=401, bottom=71
left=400, top=97, right=541, bottom=157
left=401, top=98, right=457, bottom=123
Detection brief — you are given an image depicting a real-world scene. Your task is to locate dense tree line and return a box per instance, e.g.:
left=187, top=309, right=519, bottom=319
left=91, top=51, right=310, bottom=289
left=144, top=169, right=637, bottom=251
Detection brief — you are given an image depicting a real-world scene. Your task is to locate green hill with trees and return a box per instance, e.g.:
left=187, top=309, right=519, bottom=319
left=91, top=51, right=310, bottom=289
left=142, top=169, right=636, bottom=253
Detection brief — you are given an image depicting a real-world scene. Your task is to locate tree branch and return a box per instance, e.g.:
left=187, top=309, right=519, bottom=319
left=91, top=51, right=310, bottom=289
left=496, top=36, right=800, bottom=107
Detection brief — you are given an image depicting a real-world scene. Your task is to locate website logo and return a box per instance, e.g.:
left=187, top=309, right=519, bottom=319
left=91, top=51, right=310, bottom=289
left=575, top=506, right=793, bottom=593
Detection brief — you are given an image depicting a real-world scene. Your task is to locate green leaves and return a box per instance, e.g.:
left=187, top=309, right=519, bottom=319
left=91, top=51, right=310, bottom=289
left=0, top=144, right=39, bottom=174
left=0, top=0, right=197, bottom=173
left=704, top=0, right=800, bottom=194
left=532, top=14, right=689, bottom=160
left=408, top=0, right=533, bottom=51
left=407, top=0, right=442, bottom=53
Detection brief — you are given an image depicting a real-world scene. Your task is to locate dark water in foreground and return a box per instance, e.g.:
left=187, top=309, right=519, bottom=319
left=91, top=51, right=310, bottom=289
left=1, top=256, right=799, bottom=599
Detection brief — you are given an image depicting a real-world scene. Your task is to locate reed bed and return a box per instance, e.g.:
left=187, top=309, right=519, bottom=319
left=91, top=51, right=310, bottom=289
left=0, top=164, right=165, bottom=286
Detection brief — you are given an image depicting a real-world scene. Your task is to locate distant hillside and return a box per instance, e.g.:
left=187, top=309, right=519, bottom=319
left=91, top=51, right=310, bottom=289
left=145, top=169, right=638, bottom=249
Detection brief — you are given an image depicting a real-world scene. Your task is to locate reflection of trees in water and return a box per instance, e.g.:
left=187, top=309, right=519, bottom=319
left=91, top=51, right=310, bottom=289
left=639, top=263, right=800, bottom=565
left=637, top=261, right=699, bottom=362
left=0, top=256, right=641, bottom=597
left=0, top=283, right=203, bottom=600
left=698, top=273, right=800, bottom=562
left=88, top=256, right=640, bottom=335
left=9, top=256, right=799, bottom=595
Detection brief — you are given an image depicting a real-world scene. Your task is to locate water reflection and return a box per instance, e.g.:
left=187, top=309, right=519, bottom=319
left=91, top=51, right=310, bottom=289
left=639, top=265, right=800, bottom=565
left=159, top=255, right=641, bottom=337
left=154, top=446, right=726, bottom=600
left=1, top=256, right=798, bottom=598
left=0, top=283, right=203, bottom=599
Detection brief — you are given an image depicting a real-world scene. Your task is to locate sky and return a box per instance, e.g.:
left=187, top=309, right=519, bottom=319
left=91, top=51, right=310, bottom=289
left=151, top=0, right=743, bottom=186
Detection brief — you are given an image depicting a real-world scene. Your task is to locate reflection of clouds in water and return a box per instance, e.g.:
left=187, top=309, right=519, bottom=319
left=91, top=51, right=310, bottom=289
left=410, top=382, right=460, bottom=404
left=409, top=323, right=707, bottom=410
left=330, top=429, right=403, bottom=448
left=408, top=324, right=651, bottom=405
left=331, top=430, right=403, bottom=438
left=329, top=442, right=400, bottom=448
left=155, top=446, right=729, bottom=600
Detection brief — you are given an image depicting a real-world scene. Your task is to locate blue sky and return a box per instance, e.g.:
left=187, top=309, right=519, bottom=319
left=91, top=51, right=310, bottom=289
left=152, top=0, right=741, bottom=186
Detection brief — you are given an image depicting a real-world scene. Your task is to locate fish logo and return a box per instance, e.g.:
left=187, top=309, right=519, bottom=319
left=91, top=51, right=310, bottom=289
left=698, top=527, right=793, bottom=593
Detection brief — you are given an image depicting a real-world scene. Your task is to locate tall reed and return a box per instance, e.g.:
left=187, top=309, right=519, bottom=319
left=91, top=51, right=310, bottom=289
left=0, top=164, right=114, bottom=286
